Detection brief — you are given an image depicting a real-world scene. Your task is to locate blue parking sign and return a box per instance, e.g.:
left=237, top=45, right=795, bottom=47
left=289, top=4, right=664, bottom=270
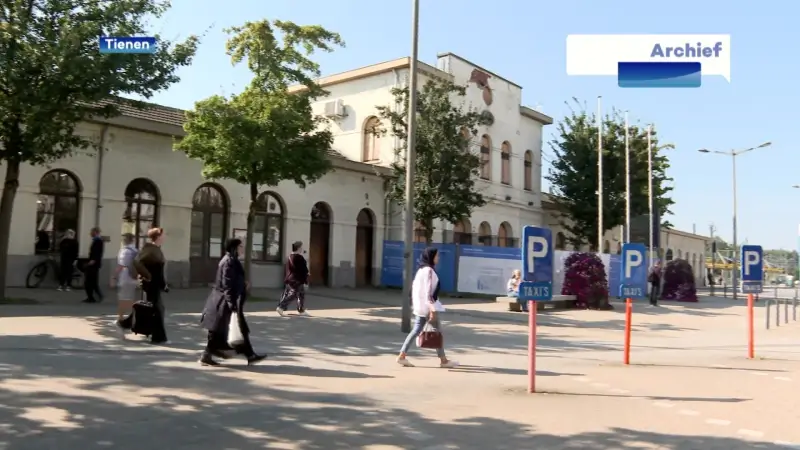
left=741, top=245, right=763, bottom=294
left=519, top=226, right=553, bottom=301
left=620, top=243, right=647, bottom=299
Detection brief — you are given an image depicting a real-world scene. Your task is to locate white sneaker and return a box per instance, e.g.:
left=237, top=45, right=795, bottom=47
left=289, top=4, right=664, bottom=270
left=276, top=307, right=286, bottom=317
left=297, top=310, right=309, bottom=316
left=396, top=357, right=414, bottom=367
left=57, top=286, right=64, bottom=292
left=112, top=320, right=125, bottom=339
left=65, top=287, right=71, bottom=292
left=440, top=360, right=459, bottom=369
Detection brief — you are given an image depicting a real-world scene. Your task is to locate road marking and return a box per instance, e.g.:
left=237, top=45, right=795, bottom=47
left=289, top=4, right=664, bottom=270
left=591, top=382, right=609, bottom=388
left=679, top=409, right=700, bottom=416
left=706, top=419, right=731, bottom=426
left=774, top=376, right=793, bottom=381
left=738, top=429, right=765, bottom=438
left=652, top=401, right=674, bottom=408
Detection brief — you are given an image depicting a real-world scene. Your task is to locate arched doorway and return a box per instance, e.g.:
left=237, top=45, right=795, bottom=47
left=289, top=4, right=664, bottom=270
left=189, top=184, right=228, bottom=284
left=355, top=208, right=375, bottom=287
left=453, top=218, right=472, bottom=245
left=36, top=170, right=81, bottom=253
left=309, top=202, right=332, bottom=286
left=122, top=179, right=159, bottom=249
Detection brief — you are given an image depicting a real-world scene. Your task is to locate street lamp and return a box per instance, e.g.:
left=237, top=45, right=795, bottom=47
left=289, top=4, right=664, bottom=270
left=697, top=141, right=772, bottom=300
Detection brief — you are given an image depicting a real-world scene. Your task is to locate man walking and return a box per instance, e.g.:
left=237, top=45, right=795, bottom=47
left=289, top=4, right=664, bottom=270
left=276, top=241, right=309, bottom=316
left=648, top=262, right=661, bottom=306
left=82, top=227, right=105, bottom=303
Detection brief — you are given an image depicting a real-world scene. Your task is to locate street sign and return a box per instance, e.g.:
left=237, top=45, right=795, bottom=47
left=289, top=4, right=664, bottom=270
left=519, top=226, right=553, bottom=301
left=741, top=245, right=763, bottom=294
left=620, top=243, right=648, bottom=298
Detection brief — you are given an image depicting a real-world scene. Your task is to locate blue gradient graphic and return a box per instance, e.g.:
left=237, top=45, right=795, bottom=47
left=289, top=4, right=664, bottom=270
left=618, top=62, right=702, bottom=88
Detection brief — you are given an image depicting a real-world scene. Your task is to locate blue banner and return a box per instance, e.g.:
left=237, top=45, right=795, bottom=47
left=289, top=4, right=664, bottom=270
left=380, top=241, right=457, bottom=292
left=458, top=245, right=521, bottom=295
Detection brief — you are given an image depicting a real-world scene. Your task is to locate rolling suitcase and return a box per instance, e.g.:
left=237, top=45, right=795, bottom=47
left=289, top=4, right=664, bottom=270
left=130, top=292, right=158, bottom=336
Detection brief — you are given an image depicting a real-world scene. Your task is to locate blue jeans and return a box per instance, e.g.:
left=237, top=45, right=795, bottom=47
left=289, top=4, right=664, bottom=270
left=400, top=315, right=446, bottom=358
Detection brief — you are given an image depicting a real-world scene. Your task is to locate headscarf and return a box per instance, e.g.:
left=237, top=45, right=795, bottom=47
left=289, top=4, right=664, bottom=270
left=417, top=247, right=440, bottom=301
left=418, top=247, right=439, bottom=269
left=225, top=238, right=242, bottom=259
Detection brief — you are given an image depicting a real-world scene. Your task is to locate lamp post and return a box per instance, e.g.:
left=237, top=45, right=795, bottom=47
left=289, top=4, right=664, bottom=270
left=698, top=142, right=772, bottom=300
left=401, top=0, right=421, bottom=333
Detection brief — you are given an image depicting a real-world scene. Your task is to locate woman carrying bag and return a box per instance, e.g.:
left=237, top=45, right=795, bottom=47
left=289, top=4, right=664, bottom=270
left=396, top=247, right=459, bottom=368
left=199, top=238, right=267, bottom=367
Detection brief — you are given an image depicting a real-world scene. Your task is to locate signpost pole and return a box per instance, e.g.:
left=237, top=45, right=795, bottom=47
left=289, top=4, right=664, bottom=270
left=624, top=297, right=632, bottom=365
left=520, top=226, right=554, bottom=394
left=747, top=293, right=755, bottom=359
left=528, top=300, right=537, bottom=393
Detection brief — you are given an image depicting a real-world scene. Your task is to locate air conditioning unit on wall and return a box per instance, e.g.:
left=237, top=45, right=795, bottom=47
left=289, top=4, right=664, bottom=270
left=323, top=99, right=347, bottom=119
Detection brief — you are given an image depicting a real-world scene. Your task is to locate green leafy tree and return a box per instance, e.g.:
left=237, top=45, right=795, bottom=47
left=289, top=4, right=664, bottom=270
left=0, top=0, right=197, bottom=295
left=376, top=79, right=487, bottom=244
left=176, top=20, right=343, bottom=279
left=546, top=99, right=674, bottom=250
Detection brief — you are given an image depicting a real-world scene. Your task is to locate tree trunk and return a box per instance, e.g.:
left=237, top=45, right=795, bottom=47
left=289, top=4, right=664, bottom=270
left=423, top=219, right=434, bottom=245
left=243, top=182, right=258, bottom=284
left=0, top=160, right=21, bottom=298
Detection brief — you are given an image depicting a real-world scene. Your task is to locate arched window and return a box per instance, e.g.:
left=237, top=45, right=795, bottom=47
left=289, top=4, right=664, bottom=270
left=480, top=134, right=492, bottom=180
left=362, top=116, right=381, bottom=162
left=603, top=240, right=610, bottom=253
left=122, top=178, right=159, bottom=249
left=524, top=151, right=533, bottom=191
left=190, top=184, right=228, bottom=260
left=665, top=249, right=674, bottom=261
left=555, top=232, right=566, bottom=250
left=36, top=170, right=81, bottom=253
left=677, top=249, right=683, bottom=259
left=453, top=218, right=472, bottom=245
left=498, top=222, right=514, bottom=247
left=500, top=141, right=511, bottom=185
left=253, top=192, right=285, bottom=262
left=478, top=221, right=492, bottom=246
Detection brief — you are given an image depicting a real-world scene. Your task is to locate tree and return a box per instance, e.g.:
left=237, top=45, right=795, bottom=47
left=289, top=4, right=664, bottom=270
left=0, top=0, right=197, bottom=296
left=546, top=99, right=674, bottom=250
left=376, top=79, right=487, bottom=243
left=176, top=20, right=344, bottom=279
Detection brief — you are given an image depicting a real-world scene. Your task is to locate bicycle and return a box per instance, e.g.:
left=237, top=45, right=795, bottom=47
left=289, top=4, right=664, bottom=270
left=26, top=254, right=85, bottom=289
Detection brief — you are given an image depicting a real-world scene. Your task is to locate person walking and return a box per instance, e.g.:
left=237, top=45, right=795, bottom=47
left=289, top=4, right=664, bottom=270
left=276, top=241, right=309, bottom=317
left=648, top=262, right=662, bottom=306
left=396, top=247, right=458, bottom=368
left=58, top=229, right=79, bottom=291
left=111, top=233, right=139, bottom=336
left=199, top=238, right=267, bottom=366
left=82, top=227, right=105, bottom=303
left=133, top=227, right=170, bottom=344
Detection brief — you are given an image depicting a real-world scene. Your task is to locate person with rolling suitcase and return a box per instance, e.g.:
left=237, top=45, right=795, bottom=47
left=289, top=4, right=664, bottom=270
left=132, top=227, right=170, bottom=345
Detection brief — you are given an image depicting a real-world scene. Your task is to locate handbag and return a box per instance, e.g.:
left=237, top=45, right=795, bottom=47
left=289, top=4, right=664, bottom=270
left=227, top=312, right=245, bottom=347
left=416, top=321, right=443, bottom=349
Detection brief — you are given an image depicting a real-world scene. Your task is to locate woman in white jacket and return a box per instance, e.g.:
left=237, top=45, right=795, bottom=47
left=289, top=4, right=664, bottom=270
left=396, top=247, right=459, bottom=368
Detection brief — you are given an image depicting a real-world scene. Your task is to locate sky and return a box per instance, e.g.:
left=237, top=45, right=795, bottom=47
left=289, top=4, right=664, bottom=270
left=144, top=0, right=798, bottom=250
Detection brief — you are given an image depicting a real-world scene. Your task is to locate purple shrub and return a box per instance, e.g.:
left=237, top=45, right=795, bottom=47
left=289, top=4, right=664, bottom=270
left=561, top=252, right=611, bottom=309
left=661, top=258, right=698, bottom=302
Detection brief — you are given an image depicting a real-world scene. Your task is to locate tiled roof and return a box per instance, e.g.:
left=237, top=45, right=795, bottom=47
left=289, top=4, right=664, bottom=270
left=94, top=98, right=186, bottom=127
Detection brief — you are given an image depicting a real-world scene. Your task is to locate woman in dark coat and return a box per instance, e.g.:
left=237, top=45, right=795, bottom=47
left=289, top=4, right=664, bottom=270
left=199, top=238, right=266, bottom=366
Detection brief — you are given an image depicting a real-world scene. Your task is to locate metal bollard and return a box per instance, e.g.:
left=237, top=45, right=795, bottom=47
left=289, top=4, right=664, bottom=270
left=785, top=298, right=790, bottom=324
left=723, top=286, right=728, bottom=298
left=775, top=286, right=779, bottom=299
left=794, top=297, right=799, bottom=321
left=766, top=299, right=776, bottom=329
left=776, top=298, right=781, bottom=326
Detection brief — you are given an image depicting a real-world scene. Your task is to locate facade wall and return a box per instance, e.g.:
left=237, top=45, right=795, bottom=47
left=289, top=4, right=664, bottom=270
left=310, top=55, right=550, bottom=246
left=8, top=122, right=387, bottom=289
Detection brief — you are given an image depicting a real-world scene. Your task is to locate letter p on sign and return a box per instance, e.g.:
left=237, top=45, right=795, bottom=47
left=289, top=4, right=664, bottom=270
left=625, top=250, right=643, bottom=279
left=743, top=251, right=760, bottom=276
left=527, top=236, right=547, bottom=273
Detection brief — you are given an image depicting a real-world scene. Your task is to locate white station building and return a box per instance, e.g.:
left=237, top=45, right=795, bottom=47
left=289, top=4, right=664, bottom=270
left=7, top=52, right=710, bottom=289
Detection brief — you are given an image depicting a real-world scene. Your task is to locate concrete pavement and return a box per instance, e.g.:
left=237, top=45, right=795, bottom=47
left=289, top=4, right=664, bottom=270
left=1, top=287, right=799, bottom=449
